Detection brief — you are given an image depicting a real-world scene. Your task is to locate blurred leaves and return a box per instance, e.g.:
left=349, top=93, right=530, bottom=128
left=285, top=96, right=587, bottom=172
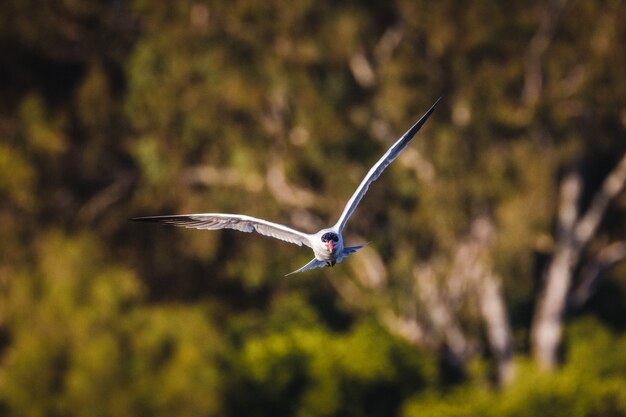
left=403, top=319, right=626, bottom=417
left=224, top=295, right=435, bottom=417
left=0, top=143, right=35, bottom=209
left=0, top=232, right=222, bottom=417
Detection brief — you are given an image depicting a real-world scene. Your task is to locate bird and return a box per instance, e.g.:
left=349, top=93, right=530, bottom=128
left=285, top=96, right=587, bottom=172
left=133, top=97, right=440, bottom=275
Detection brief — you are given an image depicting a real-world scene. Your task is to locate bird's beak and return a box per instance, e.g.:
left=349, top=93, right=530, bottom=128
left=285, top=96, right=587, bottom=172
left=325, top=241, right=334, bottom=252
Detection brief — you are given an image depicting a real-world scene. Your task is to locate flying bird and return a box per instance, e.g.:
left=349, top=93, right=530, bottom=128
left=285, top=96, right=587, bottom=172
left=133, top=98, right=440, bottom=275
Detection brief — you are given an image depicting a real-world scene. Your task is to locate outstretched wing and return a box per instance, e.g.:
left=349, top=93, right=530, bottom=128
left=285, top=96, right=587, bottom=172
left=284, top=258, right=327, bottom=276
left=133, top=213, right=313, bottom=248
left=336, top=244, right=366, bottom=263
left=334, top=98, right=441, bottom=232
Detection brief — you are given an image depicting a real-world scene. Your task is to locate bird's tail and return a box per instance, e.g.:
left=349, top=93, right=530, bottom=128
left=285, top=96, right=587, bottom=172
left=284, top=245, right=367, bottom=276
left=285, top=258, right=327, bottom=276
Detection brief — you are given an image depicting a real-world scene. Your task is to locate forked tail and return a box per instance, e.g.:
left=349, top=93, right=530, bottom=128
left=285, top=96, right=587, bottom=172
left=285, top=244, right=367, bottom=276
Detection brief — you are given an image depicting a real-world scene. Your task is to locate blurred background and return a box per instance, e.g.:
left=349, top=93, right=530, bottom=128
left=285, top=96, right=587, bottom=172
left=1, top=1, right=625, bottom=416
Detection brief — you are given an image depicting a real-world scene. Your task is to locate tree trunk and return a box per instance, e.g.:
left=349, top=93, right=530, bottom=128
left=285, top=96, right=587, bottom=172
left=532, top=248, right=576, bottom=369
left=532, top=153, right=626, bottom=370
left=479, top=271, right=515, bottom=385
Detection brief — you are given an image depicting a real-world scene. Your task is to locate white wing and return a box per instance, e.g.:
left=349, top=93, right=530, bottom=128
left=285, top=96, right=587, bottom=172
left=284, top=258, right=327, bottom=276
left=335, top=244, right=366, bottom=263
left=333, top=98, right=441, bottom=232
left=132, top=213, right=313, bottom=248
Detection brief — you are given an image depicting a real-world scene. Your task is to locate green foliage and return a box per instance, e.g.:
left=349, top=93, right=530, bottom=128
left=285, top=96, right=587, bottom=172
left=0, top=232, right=222, bottom=416
left=224, top=295, right=437, bottom=417
left=0, top=143, right=35, bottom=209
left=404, top=319, right=626, bottom=417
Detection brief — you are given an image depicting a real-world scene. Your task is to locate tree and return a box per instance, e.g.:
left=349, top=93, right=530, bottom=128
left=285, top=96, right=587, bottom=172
left=532, top=154, right=626, bottom=369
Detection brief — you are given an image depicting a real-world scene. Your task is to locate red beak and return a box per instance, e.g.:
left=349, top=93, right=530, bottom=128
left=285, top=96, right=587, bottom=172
left=325, top=241, right=334, bottom=252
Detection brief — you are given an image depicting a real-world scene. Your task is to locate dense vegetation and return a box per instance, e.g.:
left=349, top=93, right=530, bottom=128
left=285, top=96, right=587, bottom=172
left=1, top=1, right=625, bottom=416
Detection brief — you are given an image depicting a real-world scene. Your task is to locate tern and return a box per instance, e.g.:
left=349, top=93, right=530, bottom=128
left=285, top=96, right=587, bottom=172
left=133, top=98, right=440, bottom=275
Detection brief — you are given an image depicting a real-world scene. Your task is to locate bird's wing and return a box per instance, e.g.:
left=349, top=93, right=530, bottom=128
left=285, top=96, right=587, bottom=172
left=284, top=258, right=327, bottom=276
left=285, top=244, right=367, bottom=276
left=334, top=98, right=441, bottom=232
left=336, top=244, right=366, bottom=263
left=132, top=213, right=313, bottom=248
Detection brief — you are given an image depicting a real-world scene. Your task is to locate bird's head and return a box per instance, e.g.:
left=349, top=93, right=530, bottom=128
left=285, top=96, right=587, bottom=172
left=321, top=232, right=339, bottom=253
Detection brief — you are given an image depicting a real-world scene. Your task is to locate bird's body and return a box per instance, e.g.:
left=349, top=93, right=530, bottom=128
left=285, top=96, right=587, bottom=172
left=134, top=98, right=440, bottom=275
left=311, top=229, right=342, bottom=264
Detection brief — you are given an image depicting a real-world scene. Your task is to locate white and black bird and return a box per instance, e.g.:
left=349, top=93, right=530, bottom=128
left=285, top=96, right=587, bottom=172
left=133, top=98, right=440, bottom=275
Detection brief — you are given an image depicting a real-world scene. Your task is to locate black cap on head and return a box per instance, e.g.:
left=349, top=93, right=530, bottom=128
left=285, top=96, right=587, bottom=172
left=321, top=232, right=338, bottom=242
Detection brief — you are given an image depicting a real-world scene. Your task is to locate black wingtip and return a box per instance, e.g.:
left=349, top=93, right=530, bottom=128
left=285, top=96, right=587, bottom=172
left=130, top=216, right=165, bottom=223
left=404, top=96, right=442, bottom=139
left=425, top=96, right=443, bottom=117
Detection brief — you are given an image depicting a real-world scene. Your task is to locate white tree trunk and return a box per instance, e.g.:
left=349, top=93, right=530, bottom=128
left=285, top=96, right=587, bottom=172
left=532, top=153, right=626, bottom=370
left=479, top=271, right=515, bottom=385
left=532, top=248, right=576, bottom=369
